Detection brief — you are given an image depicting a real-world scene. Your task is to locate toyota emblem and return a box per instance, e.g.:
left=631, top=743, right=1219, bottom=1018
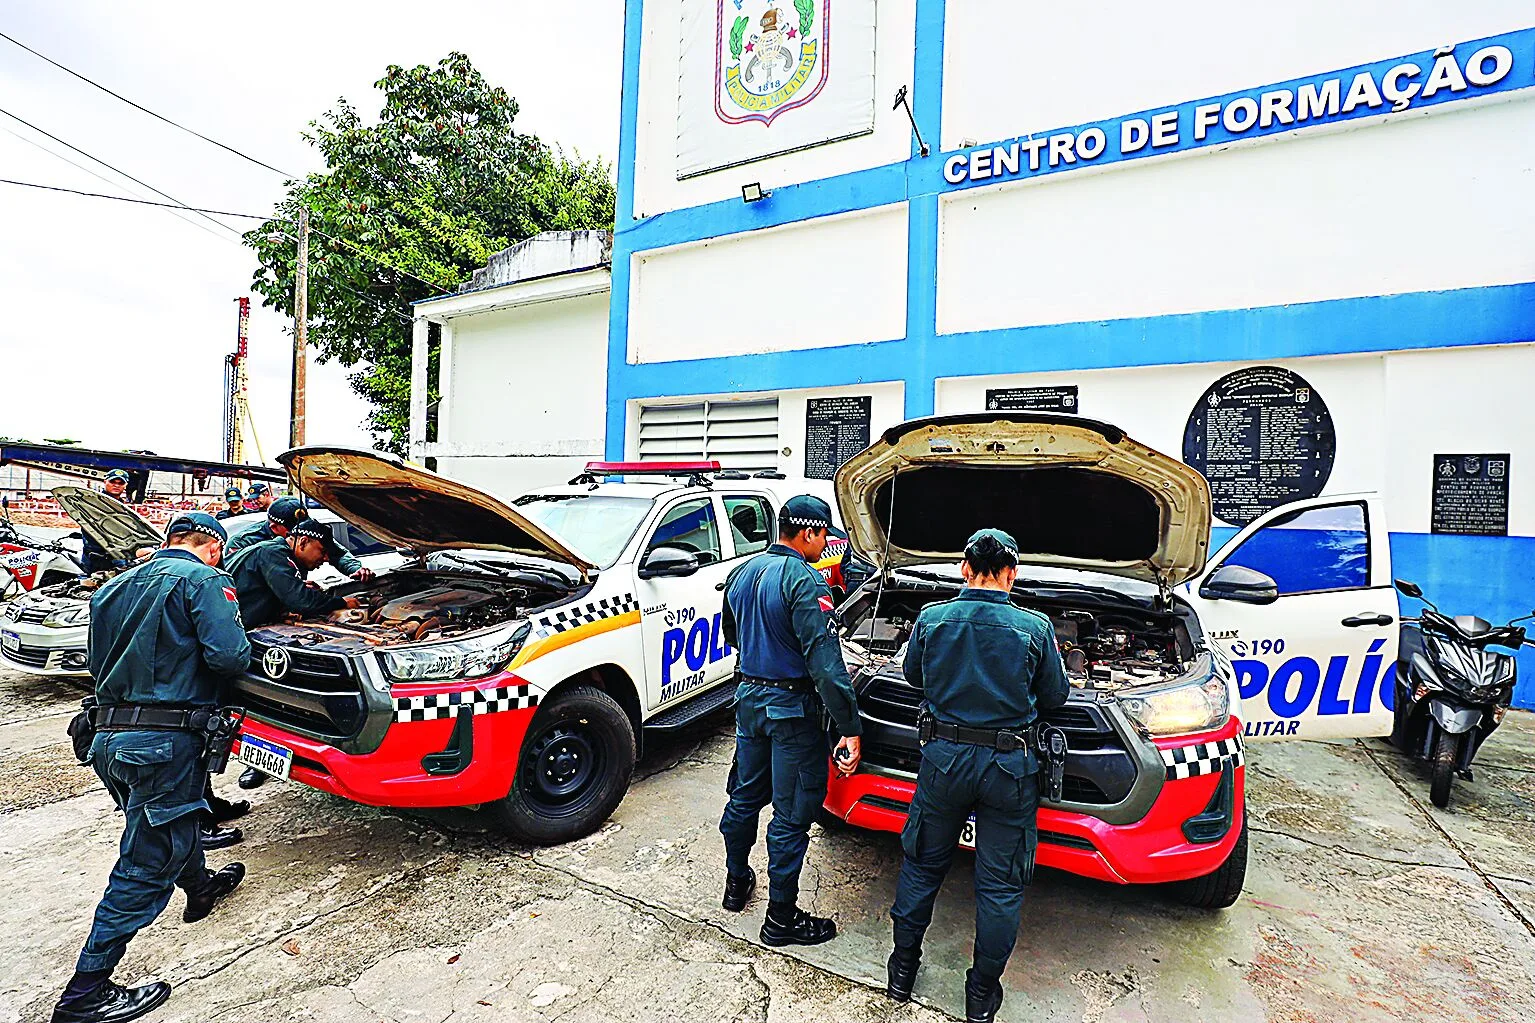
left=262, top=647, right=291, bottom=680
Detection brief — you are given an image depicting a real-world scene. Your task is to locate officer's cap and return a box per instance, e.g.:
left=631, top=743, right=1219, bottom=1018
left=965, top=528, right=1020, bottom=564
left=166, top=511, right=228, bottom=544
left=103, top=470, right=130, bottom=484
left=267, top=496, right=304, bottom=527
left=248, top=482, right=271, bottom=496
left=782, top=494, right=833, bottom=531
left=224, top=486, right=243, bottom=501
left=288, top=518, right=332, bottom=545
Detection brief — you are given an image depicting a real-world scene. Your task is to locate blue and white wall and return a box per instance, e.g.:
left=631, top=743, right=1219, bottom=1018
left=608, top=1, right=1535, bottom=700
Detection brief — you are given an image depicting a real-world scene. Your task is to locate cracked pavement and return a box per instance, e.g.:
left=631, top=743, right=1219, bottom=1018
left=3, top=666, right=1534, bottom=1022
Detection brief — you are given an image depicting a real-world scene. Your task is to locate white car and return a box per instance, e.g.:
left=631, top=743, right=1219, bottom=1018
left=0, top=495, right=398, bottom=679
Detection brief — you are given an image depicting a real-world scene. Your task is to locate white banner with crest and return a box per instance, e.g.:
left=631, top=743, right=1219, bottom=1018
left=677, top=0, right=877, bottom=179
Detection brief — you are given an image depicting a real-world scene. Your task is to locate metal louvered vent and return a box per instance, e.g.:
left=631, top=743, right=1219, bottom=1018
left=637, top=399, right=780, bottom=472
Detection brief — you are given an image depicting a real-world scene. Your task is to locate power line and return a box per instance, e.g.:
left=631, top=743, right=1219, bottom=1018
left=0, top=177, right=268, bottom=218
left=0, top=29, right=292, bottom=177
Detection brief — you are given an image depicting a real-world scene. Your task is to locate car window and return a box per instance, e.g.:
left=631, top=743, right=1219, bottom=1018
left=1220, top=502, right=1369, bottom=596
left=722, top=496, right=774, bottom=558
left=512, top=494, right=654, bottom=568
left=648, top=498, right=722, bottom=565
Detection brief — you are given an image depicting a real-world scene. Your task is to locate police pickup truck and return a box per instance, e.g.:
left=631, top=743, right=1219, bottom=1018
left=230, top=451, right=839, bottom=844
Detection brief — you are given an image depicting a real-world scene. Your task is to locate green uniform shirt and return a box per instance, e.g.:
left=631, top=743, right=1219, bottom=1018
left=226, top=536, right=348, bottom=628
left=903, top=587, right=1069, bottom=730
left=225, top=519, right=362, bottom=575
left=87, top=547, right=252, bottom=706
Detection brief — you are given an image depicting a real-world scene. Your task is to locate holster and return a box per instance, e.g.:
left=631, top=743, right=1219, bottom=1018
left=66, top=695, right=99, bottom=765
left=201, top=707, right=247, bottom=774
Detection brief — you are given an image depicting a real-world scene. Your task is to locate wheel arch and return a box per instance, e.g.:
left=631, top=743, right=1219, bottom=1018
left=542, top=663, right=644, bottom=756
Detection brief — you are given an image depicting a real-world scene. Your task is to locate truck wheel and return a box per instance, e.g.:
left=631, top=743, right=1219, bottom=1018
left=1430, top=729, right=1458, bottom=809
left=490, top=685, right=636, bottom=845
left=1172, top=813, right=1248, bottom=909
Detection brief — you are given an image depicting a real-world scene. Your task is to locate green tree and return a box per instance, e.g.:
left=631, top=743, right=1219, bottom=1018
left=245, top=52, right=615, bottom=454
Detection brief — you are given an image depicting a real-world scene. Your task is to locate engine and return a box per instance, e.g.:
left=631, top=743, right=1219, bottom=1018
left=324, top=582, right=530, bottom=643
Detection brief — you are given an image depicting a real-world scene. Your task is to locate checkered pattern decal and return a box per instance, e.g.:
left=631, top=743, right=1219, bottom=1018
left=531, top=593, right=639, bottom=638
left=394, top=684, right=540, bottom=723
left=1160, top=735, right=1245, bottom=780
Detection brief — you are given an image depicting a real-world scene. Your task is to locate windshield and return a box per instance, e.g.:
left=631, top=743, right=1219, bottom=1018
left=512, top=494, right=652, bottom=568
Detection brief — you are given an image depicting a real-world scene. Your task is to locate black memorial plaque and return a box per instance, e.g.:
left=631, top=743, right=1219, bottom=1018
left=985, top=385, right=1080, bottom=413
left=1431, top=453, right=1509, bottom=536
left=1182, top=366, right=1336, bottom=527
left=804, top=395, right=872, bottom=481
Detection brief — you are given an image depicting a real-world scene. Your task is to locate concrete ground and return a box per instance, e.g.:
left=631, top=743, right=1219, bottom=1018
left=3, top=665, right=1534, bottom=1023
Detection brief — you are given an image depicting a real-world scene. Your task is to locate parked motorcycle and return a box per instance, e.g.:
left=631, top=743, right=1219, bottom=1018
left=0, top=510, right=83, bottom=600
left=1390, top=578, right=1533, bottom=808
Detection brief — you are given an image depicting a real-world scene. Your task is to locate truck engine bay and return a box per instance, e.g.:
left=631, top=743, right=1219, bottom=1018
left=839, top=579, right=1197, bottom=693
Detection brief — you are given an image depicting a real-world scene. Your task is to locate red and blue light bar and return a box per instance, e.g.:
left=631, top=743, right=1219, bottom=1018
left=582, top=461, right=722, bottom=475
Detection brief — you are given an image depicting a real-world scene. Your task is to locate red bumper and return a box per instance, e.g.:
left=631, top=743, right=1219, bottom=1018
left=236, top=678, right=537, bottom=809
left=824, top=720, right=1245, bottom=885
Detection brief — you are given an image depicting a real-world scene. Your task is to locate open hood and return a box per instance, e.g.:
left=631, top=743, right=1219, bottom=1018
left=279, top=447, right=594, bottom=574
left=834, top=414, right=1212, bottom=587
left=51, top=486, right=162, bottom=560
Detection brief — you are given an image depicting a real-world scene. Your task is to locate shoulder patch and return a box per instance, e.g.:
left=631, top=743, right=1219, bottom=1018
left=222, top=586, right=238, bottom=603
left=817, top=594, right=835, bottom=613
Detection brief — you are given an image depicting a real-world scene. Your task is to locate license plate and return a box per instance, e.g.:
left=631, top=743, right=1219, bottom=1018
left=0, top=630, right=17, bottom=652
left=959, top=815, right=976, bottom=850
left=236, top=734, right=293, bottom=781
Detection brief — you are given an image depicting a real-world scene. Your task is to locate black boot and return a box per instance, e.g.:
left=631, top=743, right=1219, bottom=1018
left=722, top=867, right=756, bottom=912
left=52, top=980, right=171, bottom=1023
left=760, top=901, right=836, bottom=947
left=886, top=945, right=922, bottom=1001
left=200, top=824, right=243, bottom=851
left=183, top=862, right=246, bottom=923
left=207, top=796, right=250, bottom=824
left=237, top=767, right=267, bottom=790
left=964, top=968, right=1004, bottom=1023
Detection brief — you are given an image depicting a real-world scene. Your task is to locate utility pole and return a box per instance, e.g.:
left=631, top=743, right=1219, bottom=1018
left=289, top=207, right=309, bottom=449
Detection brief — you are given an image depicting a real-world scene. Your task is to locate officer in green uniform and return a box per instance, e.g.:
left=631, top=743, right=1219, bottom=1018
left=885, top=529, right=1069, bottom=1023
left=77, top=470, right=132, bottom=575
left=224, top=518, right=362, bottom=629
left=246, top=482, right=274, bottom=512
left=718, top=494, right=862, bottom=947
left=51, top=513, right=251, bottom=1023
left=224, top=497, right=371, bottom=581
left=215, top=487, right=244, bottom=520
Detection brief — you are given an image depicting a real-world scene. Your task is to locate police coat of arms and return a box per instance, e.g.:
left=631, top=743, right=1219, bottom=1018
left=716, top=0, right=829, bottom=126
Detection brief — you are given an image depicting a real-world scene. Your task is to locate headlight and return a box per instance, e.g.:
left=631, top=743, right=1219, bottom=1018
left=1117, top=671, right=1230, bottom=737
left=380, top=620, right=531, bottom=682
left=43, top=604, right=91, bottom=628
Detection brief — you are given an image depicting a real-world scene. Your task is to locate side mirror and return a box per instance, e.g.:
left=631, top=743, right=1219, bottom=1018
left=638, top=546, right=700, bottom=580
left=66, top=531, right=83, bottom=540
left=1199, top=564, right=1279, bottom=605
left=1394, top=579, right=1423, bottom=599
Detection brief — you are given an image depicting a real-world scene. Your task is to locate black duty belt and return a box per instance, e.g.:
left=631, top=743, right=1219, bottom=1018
left=919, top=713, right=1040, bottom=753
left=741, top=675, right=815, bottom=694
left=92, top=704, right=217, bottom=733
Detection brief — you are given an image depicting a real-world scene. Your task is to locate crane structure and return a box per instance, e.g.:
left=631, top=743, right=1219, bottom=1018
left=221, top=297, right=263, bottom=466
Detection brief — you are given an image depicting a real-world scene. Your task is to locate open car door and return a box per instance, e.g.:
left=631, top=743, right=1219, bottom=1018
left=1183, top=493, right=1398, bottom=741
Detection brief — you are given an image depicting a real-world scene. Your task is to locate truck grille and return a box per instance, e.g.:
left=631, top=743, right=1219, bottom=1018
left=855, top=675, right=1134, bottom=806
left=232, top=641, right=369, bottom=742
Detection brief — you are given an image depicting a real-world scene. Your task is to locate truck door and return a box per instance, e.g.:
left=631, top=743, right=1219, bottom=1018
left=635, top=496, right=737, bottom=710
left=1184, top=494, right=1398, bottom=741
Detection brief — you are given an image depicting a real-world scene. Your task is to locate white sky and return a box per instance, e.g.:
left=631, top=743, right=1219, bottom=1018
left=0, top=1, right=622, bottom=461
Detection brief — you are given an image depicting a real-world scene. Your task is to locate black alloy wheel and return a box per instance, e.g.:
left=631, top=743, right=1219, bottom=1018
left=490, top=685, right=636, bottom=845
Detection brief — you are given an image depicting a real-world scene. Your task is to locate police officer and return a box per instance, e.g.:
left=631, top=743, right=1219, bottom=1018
left=718, top=494, right=862, bottom=947
left=224, top=497, right=372, bottom=583
left=77, top=470, right=132, bottom=574
left=215, top=487, right=244, bottom=520
left=51, top=513, right=251, bottom=1023
left=246, top=482, right=274, bottom=512
left=885, top=529, right=1068, bottom=1023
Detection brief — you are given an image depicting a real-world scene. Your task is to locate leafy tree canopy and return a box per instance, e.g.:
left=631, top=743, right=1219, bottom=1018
left=246, top=52, right=615, bottom=454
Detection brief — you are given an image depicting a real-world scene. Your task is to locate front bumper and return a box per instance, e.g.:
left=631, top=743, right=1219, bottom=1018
left=236, top=678, right=538, bottom=808
left=824, top=717, right=1246, bottom=885
left=0, top=621, right=89, bottom=676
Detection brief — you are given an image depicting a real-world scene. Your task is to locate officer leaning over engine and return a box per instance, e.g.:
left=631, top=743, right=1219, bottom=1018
left=52, top=513, right=251, bottom=1023
left=718, top=494, right=862, bottom=947
left=224, top=497, right=372, bottom=583
left=225, top=517, right=362, bottom=630
left=885, top=529, right=1069, bottom=1023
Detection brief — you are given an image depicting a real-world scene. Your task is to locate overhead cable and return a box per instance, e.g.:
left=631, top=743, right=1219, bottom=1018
left=0, top=177, right=268, bottom=218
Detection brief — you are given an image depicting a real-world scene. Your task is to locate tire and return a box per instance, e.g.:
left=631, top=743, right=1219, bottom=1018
left=489, top=685, right=636, bottom=845
left=1172, top=813, right=1248, bottom=909
left=815, top=806, right=849, bottom=831
left=1430, top=728, right=1458, bottom=809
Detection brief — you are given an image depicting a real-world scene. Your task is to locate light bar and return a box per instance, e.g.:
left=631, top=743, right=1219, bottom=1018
left=583, top=460, right=722, bottom=475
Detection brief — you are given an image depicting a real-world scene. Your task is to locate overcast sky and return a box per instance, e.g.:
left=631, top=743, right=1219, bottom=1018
left=0, top=1, right=622, bottom=461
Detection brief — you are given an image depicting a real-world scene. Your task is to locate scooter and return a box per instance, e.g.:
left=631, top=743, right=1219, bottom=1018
left=0, top=501, right=83, bottom=600
left=1389, top=578, right=1533, bottom=809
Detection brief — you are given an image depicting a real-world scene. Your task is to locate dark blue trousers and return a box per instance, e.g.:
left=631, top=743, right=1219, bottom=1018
left=719, top=685, right=829, bottom=905
left=76, top=730, right=210, bottom=974
left=890, top=739, right=1039, bottom=979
